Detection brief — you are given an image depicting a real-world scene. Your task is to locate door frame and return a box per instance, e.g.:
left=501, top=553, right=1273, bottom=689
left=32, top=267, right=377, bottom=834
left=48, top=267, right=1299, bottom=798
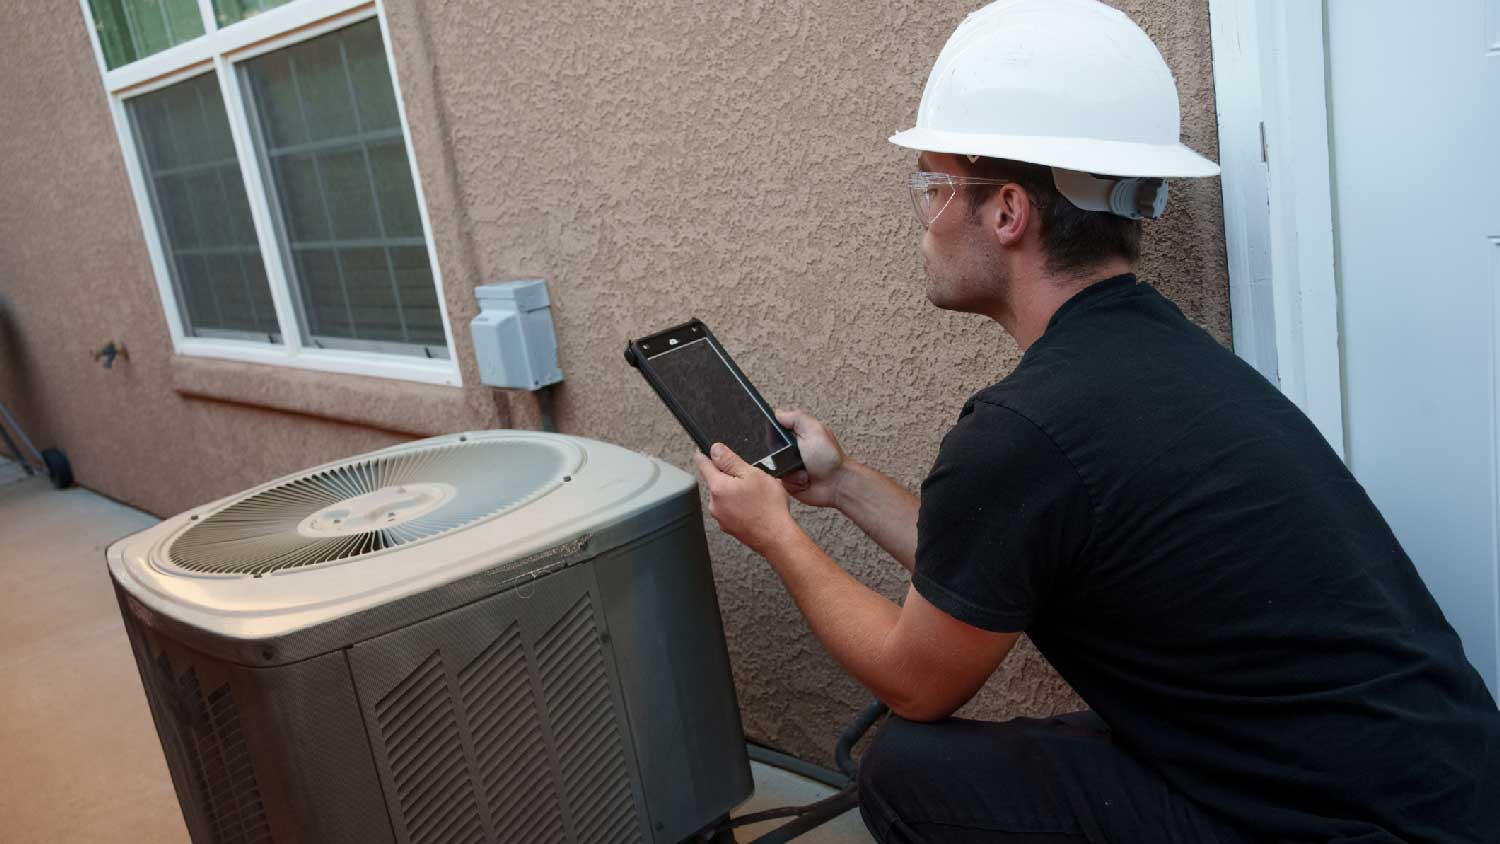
left=1212, top=0, right=1500, bottom=695
left=1208, top=0, right=1346, bottom=459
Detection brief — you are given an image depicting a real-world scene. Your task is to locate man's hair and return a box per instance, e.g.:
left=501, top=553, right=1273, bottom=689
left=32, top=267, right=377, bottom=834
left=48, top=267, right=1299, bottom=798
left=960, top=157, right=1142, bottom=276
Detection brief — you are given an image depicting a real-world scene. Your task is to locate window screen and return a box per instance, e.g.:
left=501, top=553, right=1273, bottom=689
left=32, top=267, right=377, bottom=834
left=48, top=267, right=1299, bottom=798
left=127, top=72, right=281, bottom=341
left=89, top=0, right=205, bottom=70
left=242, top=19, right=447, bottom=357
left=212, top=0, right=295, bottom=28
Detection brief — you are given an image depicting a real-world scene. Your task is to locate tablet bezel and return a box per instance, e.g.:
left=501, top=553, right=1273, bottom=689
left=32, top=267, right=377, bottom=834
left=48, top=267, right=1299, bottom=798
left=625, top=319, right=804, bottom=478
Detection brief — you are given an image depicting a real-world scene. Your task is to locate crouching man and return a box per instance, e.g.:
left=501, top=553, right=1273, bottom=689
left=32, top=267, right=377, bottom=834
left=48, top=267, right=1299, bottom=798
left=693, top=1, right=1500, bottom=842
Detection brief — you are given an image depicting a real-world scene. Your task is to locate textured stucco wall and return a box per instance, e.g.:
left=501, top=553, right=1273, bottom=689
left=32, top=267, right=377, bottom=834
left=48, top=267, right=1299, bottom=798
left=0, top=6, right=449, bottom=517
left=1, top=0, right=1227, bottom=765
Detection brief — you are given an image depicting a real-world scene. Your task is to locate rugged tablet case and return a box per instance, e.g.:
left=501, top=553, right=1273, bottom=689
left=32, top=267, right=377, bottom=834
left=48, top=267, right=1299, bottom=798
left=625, top=318, right=804, bottom=478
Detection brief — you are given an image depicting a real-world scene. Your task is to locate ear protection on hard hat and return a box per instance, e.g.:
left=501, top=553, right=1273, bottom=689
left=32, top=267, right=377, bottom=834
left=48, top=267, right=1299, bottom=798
left=1051, top=168, right=1169, bottom=220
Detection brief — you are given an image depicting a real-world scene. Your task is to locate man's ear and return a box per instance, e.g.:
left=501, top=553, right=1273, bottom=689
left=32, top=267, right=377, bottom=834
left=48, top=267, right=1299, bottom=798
left=989, top=183, right=1031, bottom=248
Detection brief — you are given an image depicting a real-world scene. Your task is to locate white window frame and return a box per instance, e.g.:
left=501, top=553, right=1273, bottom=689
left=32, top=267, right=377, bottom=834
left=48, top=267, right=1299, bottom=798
left=78, top=0, right=462, bottom=386
left=1208, top=0, right=1345, bottom=458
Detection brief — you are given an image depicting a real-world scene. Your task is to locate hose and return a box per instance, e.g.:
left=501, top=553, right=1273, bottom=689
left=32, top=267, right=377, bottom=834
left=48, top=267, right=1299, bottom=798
left=701, top=700, right=889, bottom=844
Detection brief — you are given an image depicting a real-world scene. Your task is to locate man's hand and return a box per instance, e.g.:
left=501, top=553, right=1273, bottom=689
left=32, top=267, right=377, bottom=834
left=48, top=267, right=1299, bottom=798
left=692, top=443, right=803, bottom=556
left=693, top=443, right=1016, bottom=723
left=775, top=409, right=849, bottom=509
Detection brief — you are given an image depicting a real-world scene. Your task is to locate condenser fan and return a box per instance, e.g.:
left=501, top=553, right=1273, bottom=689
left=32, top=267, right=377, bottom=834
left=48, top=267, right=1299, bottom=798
left=167, top=439, right=571, bottom=576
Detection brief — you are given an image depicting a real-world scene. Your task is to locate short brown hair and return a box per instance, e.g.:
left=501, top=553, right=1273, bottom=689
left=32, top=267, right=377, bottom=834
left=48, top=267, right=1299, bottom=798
left=961, top=157, right=1142, bottom=276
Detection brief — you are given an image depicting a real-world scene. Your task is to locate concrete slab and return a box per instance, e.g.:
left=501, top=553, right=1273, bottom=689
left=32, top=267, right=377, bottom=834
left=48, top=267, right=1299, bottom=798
left=0, top=474, right=185, bottom=844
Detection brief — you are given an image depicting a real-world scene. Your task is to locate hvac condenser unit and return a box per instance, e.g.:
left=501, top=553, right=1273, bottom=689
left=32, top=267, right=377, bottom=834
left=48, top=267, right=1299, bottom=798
left=107, top=431, right=752, bottom=844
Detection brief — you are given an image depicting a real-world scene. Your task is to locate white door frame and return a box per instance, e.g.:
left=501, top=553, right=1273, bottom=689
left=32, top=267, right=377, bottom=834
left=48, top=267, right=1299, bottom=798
left=1209, top=0, right=1347, bottom=460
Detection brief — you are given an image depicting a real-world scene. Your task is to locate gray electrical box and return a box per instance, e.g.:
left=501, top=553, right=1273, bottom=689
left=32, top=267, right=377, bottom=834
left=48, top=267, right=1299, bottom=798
left=470, top=279, right=563, bottom=390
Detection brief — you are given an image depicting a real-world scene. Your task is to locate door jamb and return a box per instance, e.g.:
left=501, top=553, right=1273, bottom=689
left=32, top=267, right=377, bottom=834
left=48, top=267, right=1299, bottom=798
left=1209, top=0, right=1347, bottom=459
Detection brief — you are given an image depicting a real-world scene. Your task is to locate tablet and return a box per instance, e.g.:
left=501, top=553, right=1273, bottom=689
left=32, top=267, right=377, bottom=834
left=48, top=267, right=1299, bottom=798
left=625, top=319, right=804, bottom=477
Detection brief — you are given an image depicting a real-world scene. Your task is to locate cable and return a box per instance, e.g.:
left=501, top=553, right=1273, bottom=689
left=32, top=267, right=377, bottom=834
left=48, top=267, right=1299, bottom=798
left=836, top=701, right=889, bottom=778
left=536, top=383, right=558, bottom=433
left=746, top=744, right=847, bottom=789
left=699, top=700, right=890, bottom=843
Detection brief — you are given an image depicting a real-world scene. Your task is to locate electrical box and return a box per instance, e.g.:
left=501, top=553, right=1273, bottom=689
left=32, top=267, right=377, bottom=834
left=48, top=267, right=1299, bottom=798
left=470, top=279, right=563, bottom=390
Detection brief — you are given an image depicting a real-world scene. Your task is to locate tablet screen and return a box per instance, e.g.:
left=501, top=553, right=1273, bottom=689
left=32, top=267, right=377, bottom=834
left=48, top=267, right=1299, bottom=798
left=648, top=338, right=790, bottom=462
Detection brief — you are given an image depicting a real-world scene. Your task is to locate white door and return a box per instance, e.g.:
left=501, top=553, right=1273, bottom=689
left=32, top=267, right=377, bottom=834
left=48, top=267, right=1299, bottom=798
left=1325, top=0, right=1500, bottom=696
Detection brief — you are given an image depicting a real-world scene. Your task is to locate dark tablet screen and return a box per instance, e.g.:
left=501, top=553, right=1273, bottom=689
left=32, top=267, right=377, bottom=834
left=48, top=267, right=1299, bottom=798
left=647, top=337, right=790, bottom=462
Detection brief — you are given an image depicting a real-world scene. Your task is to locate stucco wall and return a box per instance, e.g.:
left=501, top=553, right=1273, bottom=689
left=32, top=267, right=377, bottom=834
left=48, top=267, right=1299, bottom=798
left=0, top=0, right=1227, bottom=766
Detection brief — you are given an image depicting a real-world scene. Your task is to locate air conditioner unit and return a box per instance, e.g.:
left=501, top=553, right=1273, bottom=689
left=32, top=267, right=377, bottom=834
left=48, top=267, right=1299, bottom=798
left=107, top=431, right=752, bottom=844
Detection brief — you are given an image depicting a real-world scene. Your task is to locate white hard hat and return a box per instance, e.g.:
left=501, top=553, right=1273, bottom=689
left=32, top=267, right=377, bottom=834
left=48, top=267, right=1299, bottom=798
left=890, top=0, right=1220, bottom=180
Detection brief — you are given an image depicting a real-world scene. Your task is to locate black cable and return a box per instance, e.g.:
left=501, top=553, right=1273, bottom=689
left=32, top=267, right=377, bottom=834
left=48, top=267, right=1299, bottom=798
left=723, top=787, right=851, bottom=830
left=745, top=786, right=860, bottom=844
left=746, top=744, right=848, bottom=789
left=536, top=383, right=558, bottom=432
left=703, top=700, right=890, bottom=843
left=836, top=701, right=890, bottom=778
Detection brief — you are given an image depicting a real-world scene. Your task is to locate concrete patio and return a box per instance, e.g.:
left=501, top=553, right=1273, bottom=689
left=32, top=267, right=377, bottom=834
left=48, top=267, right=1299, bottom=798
left=0, top=463, right=873, bottom=843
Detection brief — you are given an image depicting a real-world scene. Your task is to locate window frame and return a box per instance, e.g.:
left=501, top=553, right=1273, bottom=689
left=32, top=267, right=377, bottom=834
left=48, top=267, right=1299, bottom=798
left=79, top=0, right=462, bottom=386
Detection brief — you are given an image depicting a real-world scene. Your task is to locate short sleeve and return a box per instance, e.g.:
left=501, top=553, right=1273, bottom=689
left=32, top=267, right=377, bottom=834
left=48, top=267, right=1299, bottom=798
left=913, top=399, right=1092, bottom=632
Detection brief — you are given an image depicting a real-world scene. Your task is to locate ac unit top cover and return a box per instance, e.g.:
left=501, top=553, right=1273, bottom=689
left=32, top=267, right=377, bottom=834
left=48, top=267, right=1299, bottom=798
left=108, top=431, right=696, bottom=643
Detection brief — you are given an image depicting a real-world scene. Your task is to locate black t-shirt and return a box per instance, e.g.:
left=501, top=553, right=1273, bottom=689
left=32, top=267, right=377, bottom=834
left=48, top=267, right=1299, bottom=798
left=914, top=274, right=1500, bottom=844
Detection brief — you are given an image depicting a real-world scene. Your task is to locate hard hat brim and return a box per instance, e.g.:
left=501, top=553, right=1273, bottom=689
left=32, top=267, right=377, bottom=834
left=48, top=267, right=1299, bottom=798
left=889, top=127, right=1221, bottom=179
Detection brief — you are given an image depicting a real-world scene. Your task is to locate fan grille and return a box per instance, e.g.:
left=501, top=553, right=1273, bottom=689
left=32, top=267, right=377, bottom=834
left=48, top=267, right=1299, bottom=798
left=167, top=440, right=569, bottom=576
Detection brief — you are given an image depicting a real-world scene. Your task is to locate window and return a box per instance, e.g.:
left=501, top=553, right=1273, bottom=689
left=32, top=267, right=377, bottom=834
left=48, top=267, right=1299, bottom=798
left=214, top=0, right=298, bottom=27
left=82, top=0, right=458, bottom=385
left=243, top=21, right=446, bottom=353
left=90, top=0, right=205, bottom=69
left=128, top=71, right=280, bottom=340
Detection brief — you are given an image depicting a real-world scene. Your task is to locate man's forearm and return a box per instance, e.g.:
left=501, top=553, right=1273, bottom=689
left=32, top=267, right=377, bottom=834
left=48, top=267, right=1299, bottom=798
left=834, top=460, right=920, bottom=572
left=761, top=528, right=908, bottom=703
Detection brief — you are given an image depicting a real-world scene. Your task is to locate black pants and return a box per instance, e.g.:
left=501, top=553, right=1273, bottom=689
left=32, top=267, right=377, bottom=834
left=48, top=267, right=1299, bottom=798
left=857, top=711, right=1267, bottom=844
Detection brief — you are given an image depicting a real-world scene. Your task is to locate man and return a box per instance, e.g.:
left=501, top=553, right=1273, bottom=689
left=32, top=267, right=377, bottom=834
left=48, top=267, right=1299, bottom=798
left=692, top=1, right=1500, bottom=842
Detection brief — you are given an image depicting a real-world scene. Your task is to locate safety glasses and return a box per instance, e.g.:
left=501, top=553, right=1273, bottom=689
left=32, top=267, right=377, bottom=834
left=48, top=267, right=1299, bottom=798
left=908, top=171, right=1015, bottom=228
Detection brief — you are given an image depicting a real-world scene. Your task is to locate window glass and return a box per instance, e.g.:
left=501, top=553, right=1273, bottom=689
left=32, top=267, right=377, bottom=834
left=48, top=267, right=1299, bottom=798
left=127, top=72, right=280, bottom=340
left=213, top=0, right=295, bottom=28
left=243, top=19, right=446, bottom=356
left=89, top=0, right=205, bottom=70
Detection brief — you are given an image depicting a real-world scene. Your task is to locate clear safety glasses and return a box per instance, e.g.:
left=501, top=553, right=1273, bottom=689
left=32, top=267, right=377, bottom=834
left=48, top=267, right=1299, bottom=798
left=908, top=171, right=1015, bottom=229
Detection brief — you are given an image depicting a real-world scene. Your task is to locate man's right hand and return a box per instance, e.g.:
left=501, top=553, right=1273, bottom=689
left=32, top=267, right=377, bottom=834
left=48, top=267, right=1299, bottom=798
left=775, top=409, right=848, bottom=509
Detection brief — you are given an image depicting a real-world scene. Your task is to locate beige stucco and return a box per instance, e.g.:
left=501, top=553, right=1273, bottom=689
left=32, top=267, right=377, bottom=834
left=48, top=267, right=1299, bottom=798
left=0, top=0, right=1227, bottom=765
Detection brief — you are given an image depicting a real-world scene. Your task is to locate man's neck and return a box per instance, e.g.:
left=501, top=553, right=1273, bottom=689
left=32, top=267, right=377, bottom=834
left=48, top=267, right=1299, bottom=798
left=996, top=259, right=1135, bottom=350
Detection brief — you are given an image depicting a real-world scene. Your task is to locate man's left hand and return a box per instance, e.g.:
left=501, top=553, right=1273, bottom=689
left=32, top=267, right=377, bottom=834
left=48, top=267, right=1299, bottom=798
left=692, top=443, right=801, bottom=556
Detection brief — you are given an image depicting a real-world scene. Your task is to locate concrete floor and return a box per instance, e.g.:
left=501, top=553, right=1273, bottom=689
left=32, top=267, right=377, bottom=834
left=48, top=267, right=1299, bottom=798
left=0, top=468, right=187, bottom=843
left=0, top=464, right=872, bottom=844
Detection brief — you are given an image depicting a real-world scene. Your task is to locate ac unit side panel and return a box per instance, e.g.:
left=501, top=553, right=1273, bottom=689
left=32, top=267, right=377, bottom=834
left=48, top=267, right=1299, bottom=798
left=238, top=653, right=396, bottom=844
left=347, top=562, right=649, bottom=844
left=117, top=583, right=397, bottom=844
left=116, top=585, right=279, bottom=844
left=592, top=517, right=754, bottom=844
left=115, top=585, right=233, bottom=844
left=533, top=571, right=649, bottom=844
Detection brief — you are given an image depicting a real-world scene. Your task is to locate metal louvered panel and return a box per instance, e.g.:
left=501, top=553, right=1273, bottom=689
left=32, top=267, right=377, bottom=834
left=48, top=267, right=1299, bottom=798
left=349, top=563, right=655, bottom=844
left=536, top=597, right=644, bottom=844
left=375, top=653, right=486, bottom=844
left=200, top=685, right=272, bottom=844
left=149, top=653, right=273, bottom=844
left=458, top=624, right=567, bottom=844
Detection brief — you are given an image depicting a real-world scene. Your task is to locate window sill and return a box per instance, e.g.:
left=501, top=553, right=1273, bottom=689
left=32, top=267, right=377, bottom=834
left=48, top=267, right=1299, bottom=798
left=170, top=355, right=503, bottom=437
